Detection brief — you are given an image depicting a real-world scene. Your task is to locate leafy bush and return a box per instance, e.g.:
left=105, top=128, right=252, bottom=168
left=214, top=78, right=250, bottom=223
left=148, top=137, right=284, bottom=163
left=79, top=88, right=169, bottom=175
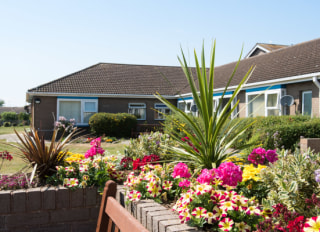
left=18, top=112, right=30, bottom=121
left=1, top=112, right=18, bottom=122
left=162, top=113, right=204, bottom=139
left=229, top=115, right=319, bottom=152
left=3, top=122, right=11, bottom=127
left=125, top=131, right=175, bottom=160
left=89, top=112, right=137, bottom=137
left=259, top=149, right=320, bottom=217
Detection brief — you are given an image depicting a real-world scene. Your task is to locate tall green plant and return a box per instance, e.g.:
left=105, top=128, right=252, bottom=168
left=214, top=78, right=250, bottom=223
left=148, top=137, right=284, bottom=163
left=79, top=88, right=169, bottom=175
left=156, top=41, right=255, bottom=169
left=11, top=127, right=77, bottom=180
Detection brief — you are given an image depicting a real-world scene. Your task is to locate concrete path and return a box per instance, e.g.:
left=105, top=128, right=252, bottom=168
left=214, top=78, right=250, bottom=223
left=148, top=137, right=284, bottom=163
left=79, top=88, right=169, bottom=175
left=0, top=133, right=21, bottom=143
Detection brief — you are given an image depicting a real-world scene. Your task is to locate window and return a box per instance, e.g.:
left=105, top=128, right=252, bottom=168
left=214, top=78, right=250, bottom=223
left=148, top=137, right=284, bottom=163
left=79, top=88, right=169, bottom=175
left=154, top=103, right=171, bottom=120
left=302, top=91, right=312, bottom=116
left=247, top=90, right=281, bottom=117
left=57, top=98, right=98, bottom=125
left=248, top=94, right=265, bottom=117
left=128, top=103, right=146, bottom=120
left=266, top=93, right=280, bottom=116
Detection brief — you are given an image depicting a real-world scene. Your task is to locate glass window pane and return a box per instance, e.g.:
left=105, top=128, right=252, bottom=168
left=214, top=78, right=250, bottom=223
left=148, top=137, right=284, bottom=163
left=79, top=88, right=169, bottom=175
left=303, top=91, right=312, bottom=115
left=267, top=93, right=278, bottom=107
left=83, top=112, right=94, bottom=123
left=248, top=94, right=265, bottom=117
left=186, top=102, right=191, bottom=111
left=85, top=102, right=96, bottom=112
left=59, top=101, right=81, bottom=123
left=178, top=102, right=185, bottom=111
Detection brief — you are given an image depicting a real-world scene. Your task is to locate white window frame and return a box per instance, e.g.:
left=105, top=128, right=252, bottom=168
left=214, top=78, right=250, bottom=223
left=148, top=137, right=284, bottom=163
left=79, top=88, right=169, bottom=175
left=246, top=89, right=282, bottom=117
left=57, top=98, right=98, bottom=126
left=213, top=93, right=237, bottom=118
left=302, top=90, right=312, bottom=116
left=178, top=99, right=193, bottom=113
left=128, top=103, right=146, bottom=120
left=154, top=103, right=171, bottom=120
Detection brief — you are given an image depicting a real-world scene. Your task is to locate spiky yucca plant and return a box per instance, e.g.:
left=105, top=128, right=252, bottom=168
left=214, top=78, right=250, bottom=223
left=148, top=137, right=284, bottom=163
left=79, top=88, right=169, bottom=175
left=12, top=126, right=77, bottom=180
left=156, top=41, right=255, bottom=169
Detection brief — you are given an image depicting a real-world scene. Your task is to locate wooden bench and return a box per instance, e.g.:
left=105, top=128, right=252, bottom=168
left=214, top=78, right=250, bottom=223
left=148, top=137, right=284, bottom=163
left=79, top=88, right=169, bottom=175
left=96, top=180, right=149, bottom=232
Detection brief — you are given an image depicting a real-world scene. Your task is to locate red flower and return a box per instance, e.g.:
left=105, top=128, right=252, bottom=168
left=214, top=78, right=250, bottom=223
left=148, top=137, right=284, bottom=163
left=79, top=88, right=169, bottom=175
left=287, top=216, right=305, bottom=232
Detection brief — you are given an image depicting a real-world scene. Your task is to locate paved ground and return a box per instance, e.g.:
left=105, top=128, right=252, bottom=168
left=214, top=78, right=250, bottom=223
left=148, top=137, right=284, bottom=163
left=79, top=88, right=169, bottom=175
left=0, top=133, right=21, bottom=143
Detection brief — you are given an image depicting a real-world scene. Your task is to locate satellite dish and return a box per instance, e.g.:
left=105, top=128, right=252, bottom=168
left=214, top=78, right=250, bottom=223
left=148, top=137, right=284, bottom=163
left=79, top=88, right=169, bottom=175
left=191, top=104, right=198, bottom=112
left=280, top=95, right=294, bottom=106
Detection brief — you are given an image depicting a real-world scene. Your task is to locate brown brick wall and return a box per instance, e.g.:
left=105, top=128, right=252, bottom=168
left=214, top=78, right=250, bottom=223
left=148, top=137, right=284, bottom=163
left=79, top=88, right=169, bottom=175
left=98, top=97, right=177, bottom=124
left=32, top=96, right=177, bottom=133
left=0, top=187, right=102, bottom=232
left=286, top=81, right=320, bottom=117
left=32, top=96, right=57, bottom=131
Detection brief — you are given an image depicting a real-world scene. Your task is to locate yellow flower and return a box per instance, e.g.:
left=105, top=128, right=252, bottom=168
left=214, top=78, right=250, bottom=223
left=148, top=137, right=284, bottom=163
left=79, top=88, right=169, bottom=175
left=242, top=164, right=266, bottom=182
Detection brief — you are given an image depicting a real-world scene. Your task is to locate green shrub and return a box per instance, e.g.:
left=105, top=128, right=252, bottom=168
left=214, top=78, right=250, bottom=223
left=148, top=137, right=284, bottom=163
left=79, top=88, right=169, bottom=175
left=1, top=112, right=18, bottom=122
left=162, top=113, right=204, bottom=139
left=89, top=112, right=137, bottom=137
left=3, top=122, right=11, bottom=127
left=229, top=115, right=318, bottom=153
left=18, top=112, right=30, bottom=121
left=125, top=131, right=176, bottom=160
left=259, top=149, right=320, bottom=217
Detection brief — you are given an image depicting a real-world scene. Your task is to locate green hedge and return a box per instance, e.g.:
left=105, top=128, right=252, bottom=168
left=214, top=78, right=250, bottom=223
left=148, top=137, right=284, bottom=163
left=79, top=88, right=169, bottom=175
left=1, top=112, right=18, bottom=121
left=229, top=115, right=319, bottom=152
left=89, top=113, right=137, bottom=137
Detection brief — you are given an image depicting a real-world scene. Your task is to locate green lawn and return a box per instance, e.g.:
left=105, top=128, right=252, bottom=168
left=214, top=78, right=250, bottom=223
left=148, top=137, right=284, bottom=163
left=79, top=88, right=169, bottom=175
left=0, top=139, right=128, bottom=174
left=0, top=126, right=29, bottom=135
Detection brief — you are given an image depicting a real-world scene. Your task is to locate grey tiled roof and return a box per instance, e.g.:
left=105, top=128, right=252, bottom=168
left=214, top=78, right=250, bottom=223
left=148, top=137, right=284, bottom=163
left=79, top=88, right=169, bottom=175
left=28, top=63, right=190, bottom=96
left=28, top=38, right=320, bottom=96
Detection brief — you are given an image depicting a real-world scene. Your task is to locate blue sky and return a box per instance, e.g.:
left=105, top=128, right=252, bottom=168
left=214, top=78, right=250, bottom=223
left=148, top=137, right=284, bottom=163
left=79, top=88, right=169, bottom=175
left=1, top=1, right=319, bottom=106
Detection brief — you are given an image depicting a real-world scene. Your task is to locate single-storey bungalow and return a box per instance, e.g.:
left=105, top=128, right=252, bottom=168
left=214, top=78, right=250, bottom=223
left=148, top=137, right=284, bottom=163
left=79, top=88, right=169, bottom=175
left=26, top=38, right=320, bottom=135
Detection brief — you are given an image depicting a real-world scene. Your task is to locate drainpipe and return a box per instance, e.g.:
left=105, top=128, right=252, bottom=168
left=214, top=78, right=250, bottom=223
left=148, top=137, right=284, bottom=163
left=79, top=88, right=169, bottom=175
left=313, top=76, right=320, bottom=117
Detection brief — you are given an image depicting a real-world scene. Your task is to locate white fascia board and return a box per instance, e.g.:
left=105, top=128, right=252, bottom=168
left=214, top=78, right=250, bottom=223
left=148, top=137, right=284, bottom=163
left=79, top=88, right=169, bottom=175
left=174, top=72, right=320, bottom=98
left=26, top=92, right=177, bottom=102
left=245, top=45, right=270, bottom=58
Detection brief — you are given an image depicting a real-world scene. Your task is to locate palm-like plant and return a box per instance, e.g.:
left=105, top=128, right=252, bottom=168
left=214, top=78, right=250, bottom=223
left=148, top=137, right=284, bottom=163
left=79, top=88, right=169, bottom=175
left=156, top=41, right=255, bottom=169
left=12, top=126, right=77, bottom=180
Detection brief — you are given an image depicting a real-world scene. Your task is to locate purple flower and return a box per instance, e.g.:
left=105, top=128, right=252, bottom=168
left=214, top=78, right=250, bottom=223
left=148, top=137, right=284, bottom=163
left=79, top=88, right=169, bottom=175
left=265, top=149, right=278, bottom=163
left=248, top=147, right=266, bottom=165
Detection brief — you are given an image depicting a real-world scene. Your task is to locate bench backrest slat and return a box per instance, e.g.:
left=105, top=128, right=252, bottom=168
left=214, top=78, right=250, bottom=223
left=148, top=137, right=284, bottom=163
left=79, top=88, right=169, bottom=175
left=96, top=180, right=149, bottom=232
left=105, top=197, right=149, bottom=232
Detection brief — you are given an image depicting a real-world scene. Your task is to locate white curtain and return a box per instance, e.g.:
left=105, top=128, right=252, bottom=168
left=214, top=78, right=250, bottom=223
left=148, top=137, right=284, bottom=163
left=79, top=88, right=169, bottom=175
left=248, top=94, right=265, bottom=117
left=59, top=101, right=81, bottom=123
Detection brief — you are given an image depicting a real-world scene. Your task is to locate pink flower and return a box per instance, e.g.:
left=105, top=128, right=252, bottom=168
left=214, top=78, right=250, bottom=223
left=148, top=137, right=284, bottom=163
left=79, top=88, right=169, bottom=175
left=179, top=179, right=191, bottom=188
left=197, top=168, right=216, bottom=184
left=218, top=217, right=234, bottom=231
left=215, top=162, right=242, bottom=187
left=172, top=163, right=191, bottom=178
left=191, top=207, right=207, bottom=218
left=265, top=149, right=278, bottom=163
left=248, top=147, right=266, bottom=165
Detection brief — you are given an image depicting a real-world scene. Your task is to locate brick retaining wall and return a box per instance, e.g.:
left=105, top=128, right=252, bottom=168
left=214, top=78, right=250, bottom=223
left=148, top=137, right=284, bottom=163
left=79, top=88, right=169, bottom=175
left=117, top=185, right=201, bottom=232
left=1, top=185, right=199, bottom=232
left=0, top=186, right=102, bottom=232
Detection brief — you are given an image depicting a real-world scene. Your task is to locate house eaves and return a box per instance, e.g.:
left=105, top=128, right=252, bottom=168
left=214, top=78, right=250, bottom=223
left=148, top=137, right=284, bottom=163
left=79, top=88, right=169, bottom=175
left=26, top=91, right=177, bottom=102
left=175, top=71, right=320, bottom=99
